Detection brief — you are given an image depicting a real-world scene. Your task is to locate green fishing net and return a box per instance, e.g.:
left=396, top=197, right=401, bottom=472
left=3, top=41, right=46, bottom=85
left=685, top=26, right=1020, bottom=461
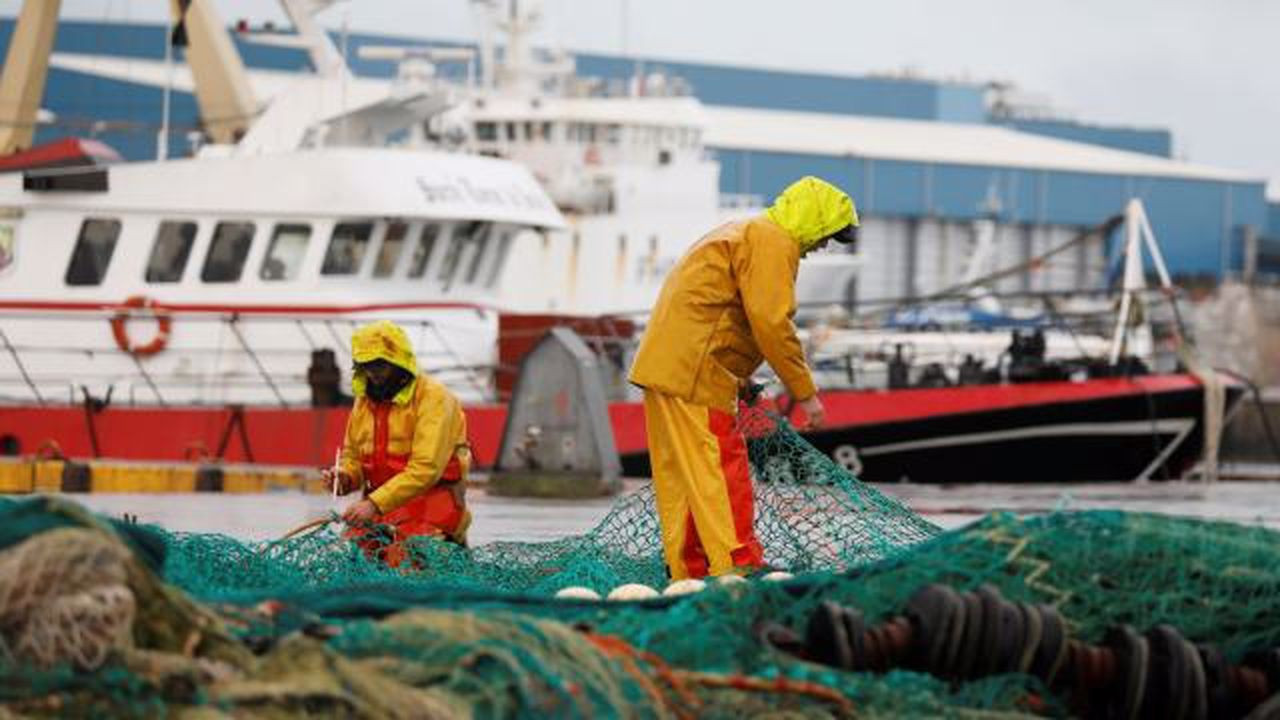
left=2, top=406, right=1279, bottom=718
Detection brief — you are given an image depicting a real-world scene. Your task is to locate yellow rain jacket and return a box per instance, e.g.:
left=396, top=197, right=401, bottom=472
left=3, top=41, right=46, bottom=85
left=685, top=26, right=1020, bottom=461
left=629, top=176, right=857, bottom=412
left=339, top=321, right=471, bottom=518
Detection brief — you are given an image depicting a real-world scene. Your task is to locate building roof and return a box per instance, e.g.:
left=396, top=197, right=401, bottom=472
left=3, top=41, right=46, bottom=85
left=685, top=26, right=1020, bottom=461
left=469, top=95, right=708, bottom=128
left=704, top=105, right=1259, bottom=183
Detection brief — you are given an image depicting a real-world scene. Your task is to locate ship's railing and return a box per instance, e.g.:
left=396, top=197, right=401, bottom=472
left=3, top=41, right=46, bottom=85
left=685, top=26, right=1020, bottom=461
left=561, top=284, right=1187, bottom=396
left=783, top=285, right=1189, bottom=392
left=0, top=308, right=500, bottom=408
left=0, top=285, right=1192, bottom=408
left=478, top=284, right=1191, bottom=398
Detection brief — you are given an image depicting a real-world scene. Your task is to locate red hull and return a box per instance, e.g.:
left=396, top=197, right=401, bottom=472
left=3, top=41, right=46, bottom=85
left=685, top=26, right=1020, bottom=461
left=0, top=375, right=1205, bottom=470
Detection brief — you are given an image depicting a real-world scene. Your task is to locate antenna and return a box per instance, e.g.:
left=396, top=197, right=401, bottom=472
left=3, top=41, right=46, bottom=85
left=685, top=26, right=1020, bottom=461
left=620, top=0, right=642, bottom=96
left=470, top=0, right=497, bottom=90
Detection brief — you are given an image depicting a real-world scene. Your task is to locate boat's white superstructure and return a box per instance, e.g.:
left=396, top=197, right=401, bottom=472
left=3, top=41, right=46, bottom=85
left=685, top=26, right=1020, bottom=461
left=318, top=0, right=859, bottom=316
left=0, top=146, right=561, bottom=406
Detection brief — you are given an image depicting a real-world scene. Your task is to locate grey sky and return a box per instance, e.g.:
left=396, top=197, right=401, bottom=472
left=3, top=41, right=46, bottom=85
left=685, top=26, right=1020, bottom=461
left=11, top=0, right=1280, bottom=196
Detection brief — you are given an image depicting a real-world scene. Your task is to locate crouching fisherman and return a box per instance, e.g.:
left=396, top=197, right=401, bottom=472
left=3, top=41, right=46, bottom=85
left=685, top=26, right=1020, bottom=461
left=324, top=320, right=471, bottom=565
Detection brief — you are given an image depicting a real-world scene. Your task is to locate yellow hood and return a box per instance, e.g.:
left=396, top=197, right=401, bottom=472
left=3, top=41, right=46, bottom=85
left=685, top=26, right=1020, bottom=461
left=350, top=320, right=418, bottom=404
left=764, top=176, right=859, bottom=253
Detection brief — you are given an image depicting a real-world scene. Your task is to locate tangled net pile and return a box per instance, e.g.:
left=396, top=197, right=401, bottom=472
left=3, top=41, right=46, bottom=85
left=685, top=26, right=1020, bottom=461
left=3, top=406, right=1280, bottom=718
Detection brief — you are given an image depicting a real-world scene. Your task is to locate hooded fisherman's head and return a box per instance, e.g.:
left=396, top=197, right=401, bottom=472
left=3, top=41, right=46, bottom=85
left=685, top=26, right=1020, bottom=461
left=764, top=176, right=859, bottom=257
left=350, top=320, right=419, bottom=404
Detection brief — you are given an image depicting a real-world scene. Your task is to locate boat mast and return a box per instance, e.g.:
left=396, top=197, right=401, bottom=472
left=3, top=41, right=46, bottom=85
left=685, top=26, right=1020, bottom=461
left=167, top=0, right=258, bottom=145
left=158, top=5, right=175, bottom=160
left=1108, top=198, right=1177, bottom=365
left=277, top=0, right=350, bottom=80
left=0, top=0, right=61, bottom=154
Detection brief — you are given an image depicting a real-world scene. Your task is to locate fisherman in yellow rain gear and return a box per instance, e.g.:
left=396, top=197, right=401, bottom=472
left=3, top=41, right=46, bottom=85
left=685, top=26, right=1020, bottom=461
left=629, top=176, right=858, bottom=580
left=323, top=320, right=472, bottom=565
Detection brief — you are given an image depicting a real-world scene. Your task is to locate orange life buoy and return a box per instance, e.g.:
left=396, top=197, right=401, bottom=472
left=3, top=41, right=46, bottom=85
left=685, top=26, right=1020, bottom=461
left=110, top=295, right=171, bottom=357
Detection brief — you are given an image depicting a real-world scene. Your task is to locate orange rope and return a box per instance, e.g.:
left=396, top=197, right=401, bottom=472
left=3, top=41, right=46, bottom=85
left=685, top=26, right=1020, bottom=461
left=586, top=634, right=685, bottom=716
left=585, top=632, right=854, bottom=716
left=673, top=671, right=855, bottom=715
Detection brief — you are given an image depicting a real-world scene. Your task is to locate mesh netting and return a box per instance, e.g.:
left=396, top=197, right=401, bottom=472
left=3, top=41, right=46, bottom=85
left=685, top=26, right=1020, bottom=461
left=3, top=406, right=1280, bottom=718
left=165, top=408, right=938, bottom=602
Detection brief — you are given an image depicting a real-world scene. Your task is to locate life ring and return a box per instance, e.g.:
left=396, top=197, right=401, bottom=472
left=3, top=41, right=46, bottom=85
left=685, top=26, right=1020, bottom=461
left=34, top=439, right=65, bottom=461
left=110, top=295, right=171, bottom=357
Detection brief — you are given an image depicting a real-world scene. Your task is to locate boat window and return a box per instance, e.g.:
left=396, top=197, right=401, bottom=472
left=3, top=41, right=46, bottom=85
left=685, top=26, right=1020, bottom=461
left=320, top=221, right=373, bottom=276
left=439, top=221, right=487, bottom=290
left=539, top=121, right=552, bottom=140
left=144, top=220, right=196, bottom=283
left=436, top=226, right=465, bottom=288
left=201, top=221, right=255, bottom=283
left=523, top=121, right=535, bottom=141
left=505, top=122, right=517, bottom=141
left=485, top=229, right=515, bottom=288
left=372, top=221, right=409, bottom=278
left=260, top=223, right=310, bottom=281
left=584, top=124, right=598, bottom=143
left=65, top=217, right=121, bottom=286
left=464, top=224, right=492, bottom=284
left=407, top=223, right=440, bottom=278
left=475, top=121, right=497, bottom=142
left=566, top=123, right=580, bottom=142
left=604, top=124, right=621, bottom=145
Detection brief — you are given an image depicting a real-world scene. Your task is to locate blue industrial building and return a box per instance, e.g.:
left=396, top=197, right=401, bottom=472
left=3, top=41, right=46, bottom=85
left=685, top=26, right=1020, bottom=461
left=1, top=18, right=1273, bottom=283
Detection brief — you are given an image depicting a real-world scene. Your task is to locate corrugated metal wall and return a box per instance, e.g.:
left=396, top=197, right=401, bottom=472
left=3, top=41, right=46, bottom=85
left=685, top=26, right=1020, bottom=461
left=714, top=148, right=1267, bottom=279
left=852, top=217, right=1103, bottom=304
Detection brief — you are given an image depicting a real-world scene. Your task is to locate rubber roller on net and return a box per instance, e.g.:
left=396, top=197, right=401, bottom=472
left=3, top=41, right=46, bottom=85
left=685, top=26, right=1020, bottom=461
left=764, top=582, right=1280, bottom=719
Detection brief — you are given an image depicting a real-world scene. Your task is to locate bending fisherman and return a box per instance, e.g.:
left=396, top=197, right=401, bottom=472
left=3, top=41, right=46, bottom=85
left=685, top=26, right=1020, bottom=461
left=628, top=176, right=858, bottom=579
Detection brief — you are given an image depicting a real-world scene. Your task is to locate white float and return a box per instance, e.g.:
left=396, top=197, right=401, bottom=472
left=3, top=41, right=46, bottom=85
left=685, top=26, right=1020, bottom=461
left=662, top=578, right=707, bottom=596
left=761, top=571, right=794, bottom=582
left=555, top=586, right=601, bottom=600
left=606, top=583, right=660, bottom=601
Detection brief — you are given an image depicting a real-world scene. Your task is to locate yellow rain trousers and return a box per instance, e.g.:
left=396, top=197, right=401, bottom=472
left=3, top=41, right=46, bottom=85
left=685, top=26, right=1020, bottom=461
left=630, top=176, right=857, bottom=578
left=644, top=391, right=763, bottom=579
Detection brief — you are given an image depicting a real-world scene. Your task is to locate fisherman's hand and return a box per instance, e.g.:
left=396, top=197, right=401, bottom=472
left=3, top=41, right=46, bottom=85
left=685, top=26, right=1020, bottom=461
left=321, top=468, right=359, bottom=495
left=798, top=395, right=825, bottom=430
left=737, top=378, right=765, bottom=406
left=342, top=499, right=379, bottom=525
